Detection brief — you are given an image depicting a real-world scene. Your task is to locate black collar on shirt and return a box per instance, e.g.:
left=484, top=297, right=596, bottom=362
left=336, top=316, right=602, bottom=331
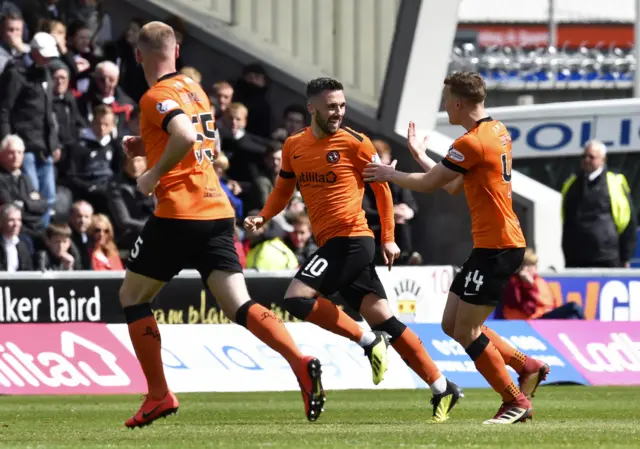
left=157, top=72, right=180, bottom=82
left=476, top=116, right=493, bottom=125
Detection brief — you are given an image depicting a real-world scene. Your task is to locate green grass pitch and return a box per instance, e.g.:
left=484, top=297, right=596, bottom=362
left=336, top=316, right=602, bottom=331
left=1, top=386, right=639, bottom=448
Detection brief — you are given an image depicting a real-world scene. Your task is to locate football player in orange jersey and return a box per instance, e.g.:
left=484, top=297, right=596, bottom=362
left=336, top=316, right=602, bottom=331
left=245, top=78, right=462, bottom=423
left=119, top=22, right=325, bottom=428
left=364, top=72, right=549, bottom=424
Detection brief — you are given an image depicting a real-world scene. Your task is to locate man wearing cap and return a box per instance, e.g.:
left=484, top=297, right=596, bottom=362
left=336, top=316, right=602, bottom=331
left=0, top=31, right=61, bottom=227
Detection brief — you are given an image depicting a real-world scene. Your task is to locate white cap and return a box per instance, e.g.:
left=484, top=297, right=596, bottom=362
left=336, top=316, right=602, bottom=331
left=30, top=32, right=59, bottom=58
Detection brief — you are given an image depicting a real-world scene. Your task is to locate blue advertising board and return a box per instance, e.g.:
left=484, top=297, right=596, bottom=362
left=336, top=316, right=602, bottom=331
left=407, top=321, right=588, bottom=388
left=543, top=275, right=640, bottom=321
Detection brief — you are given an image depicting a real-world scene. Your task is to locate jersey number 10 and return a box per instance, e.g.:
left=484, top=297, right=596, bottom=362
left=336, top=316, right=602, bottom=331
left=191, top=112, right=216, bottom=164
left=501, top=153, right=512, bottom=198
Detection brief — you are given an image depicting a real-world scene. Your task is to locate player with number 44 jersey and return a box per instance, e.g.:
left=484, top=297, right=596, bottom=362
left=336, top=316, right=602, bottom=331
left=119, top=21, right=325, bottom=429
left=363, top=72, right=550, bottom=425
left=245, top=78, right=462, bottom=424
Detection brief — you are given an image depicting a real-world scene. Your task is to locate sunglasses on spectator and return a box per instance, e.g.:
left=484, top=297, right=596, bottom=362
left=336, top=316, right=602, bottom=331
left=93, top=227, right=109, bottom=234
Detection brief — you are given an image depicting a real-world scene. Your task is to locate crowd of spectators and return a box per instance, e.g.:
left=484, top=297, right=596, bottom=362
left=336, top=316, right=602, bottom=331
left=0, top=0, right=422, bottom=272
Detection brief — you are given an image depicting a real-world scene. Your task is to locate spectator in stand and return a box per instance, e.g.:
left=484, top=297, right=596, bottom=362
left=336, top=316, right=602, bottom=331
left=283, top=212, right=317, bottom=267
left=40, top=20, right=83, bottom=84
left=0, top=9, right=28, bottom=74
left=68, top=0, right=112, bottom=49
left=271, top=104, right=307, bottom=142
left=68, top=199, right=93, bottom=269
left=246, top=140, right=281, bottom=212
left=233, top=63, right=272, bottom=138
left=88, top=213, right=122, bottom=270
left=562, top=140, right=637, bottom=268
left=219, top=102, right=267, bottom=184
left=0, top=134, right=48, bottom=240
left=23, top=0, right=67, bottom=39
left=212, top=152, right=243, bottom=219
left=78, top=60, right=134, bottom=137
left=0, top=32, right=61, bottom=227
left=180, top=66, right=201, bottom=84
left=363, top=139, right=421, bottom=265
left=66, top=20, right=96, bottom=94
left=500, top=248, right=585, bottom=320
left=35, top=222, right=81, bottom=270
left=211, top=80, right=233, bottom=120
left=244, top=209, right=298, bottom=271
left=103, top=17, right=146, bottom=103
left=50, top=59, right=85, bottom=177
left=66, top=104, right=122, bottom=214
left=108, top=155, right=153, bottom=251
left=0, top=204, right=33, bottom=271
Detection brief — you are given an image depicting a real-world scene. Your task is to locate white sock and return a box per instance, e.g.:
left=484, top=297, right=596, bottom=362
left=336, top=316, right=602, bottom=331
left=358, top=330, right=376, bottom=347
left=429, top=375, right=447, bottom=395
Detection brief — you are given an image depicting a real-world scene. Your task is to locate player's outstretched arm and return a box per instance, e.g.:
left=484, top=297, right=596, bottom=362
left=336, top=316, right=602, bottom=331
left=363, top=161, right=460, bottom=194
left=406, top=122, right=463, bottom=195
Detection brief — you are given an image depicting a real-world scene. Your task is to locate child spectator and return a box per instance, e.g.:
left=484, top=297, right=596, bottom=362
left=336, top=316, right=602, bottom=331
left=34, top=222, right=81, bottom=270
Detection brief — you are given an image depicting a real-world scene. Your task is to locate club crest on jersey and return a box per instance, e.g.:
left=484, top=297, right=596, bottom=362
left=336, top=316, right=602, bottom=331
left=327, top=151, right=340, bottom=163
left=447, top=146, right=465, bottom=162
left=156, top=99, right=179, bottom=114
left=371, top=154, right=381, bottom=164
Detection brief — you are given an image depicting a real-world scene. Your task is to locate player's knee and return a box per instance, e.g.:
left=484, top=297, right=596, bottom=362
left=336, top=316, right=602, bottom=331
left=285, top=278, right=317, bottom=299
left=441, top=319, right=456, bottom=338
left=119, top=284, right=137, bottom=308
left=371, top=316, right=407, bottom=343
left=453, top=325, right=482, bottom=348
left=360, top=294, right=393, bottom=326
left=283, top=296, right=316, bottom=320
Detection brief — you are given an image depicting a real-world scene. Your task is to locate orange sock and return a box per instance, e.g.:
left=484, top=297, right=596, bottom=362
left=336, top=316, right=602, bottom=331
left=467, top=333, right=521, bottom=403
left=127, top=315, right=168, bottom=399
left=482, top=325, right=527, bottom=373
left=305, top=297, right=363, bottom=343
left=392, top=328, right=441, bottom=385
left=244, top=303, right=303, bottom=368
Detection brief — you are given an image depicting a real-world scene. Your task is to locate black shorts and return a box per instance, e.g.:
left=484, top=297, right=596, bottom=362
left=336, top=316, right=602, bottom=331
left=293, top=236, right=387, bottom=311
left=450, top=248, right=525, bottom=306
left=127, top=216, right=242, bottom=282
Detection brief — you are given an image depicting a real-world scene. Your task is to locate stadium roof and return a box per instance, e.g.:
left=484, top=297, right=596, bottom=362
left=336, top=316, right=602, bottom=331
left=458, top=0, right=635, bottom=23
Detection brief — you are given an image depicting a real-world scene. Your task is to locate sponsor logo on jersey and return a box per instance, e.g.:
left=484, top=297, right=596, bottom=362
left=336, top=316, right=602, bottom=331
left=447, top=146, right=465, bottom=162
left=297, top=171, right=337, bottom=184
left=156, top=99, right=180, bottom=114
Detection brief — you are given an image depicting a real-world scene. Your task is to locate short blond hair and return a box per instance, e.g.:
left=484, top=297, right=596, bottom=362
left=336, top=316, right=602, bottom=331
left=137, top=21, right=176, bottom=55
left=214, top=81, right=233, bottom=92
left=180, top=66, right=202, bottom=84
left=213, top=153, right=229, bottom=171
left=522, top=248, right=538, bottom=267
left=226, top=102, right=248, bottom=118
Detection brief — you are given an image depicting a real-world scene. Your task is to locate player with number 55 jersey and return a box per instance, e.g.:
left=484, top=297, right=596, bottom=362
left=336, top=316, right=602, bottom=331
left=119, top=21, right=324, bottom=429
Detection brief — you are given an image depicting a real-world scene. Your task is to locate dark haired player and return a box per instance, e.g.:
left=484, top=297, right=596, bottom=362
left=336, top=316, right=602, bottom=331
left=363, top=72, right=550, bottom=424
left=245, top=77, right=462, bottom=423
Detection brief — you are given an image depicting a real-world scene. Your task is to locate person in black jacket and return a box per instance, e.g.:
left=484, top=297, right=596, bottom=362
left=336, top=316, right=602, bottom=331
left=0, top=203, right=33, bottom=271
left=68, top=199, right=93, bottom=270
left=218, top=102, right=268, bottom=185
left=108, top=155, right=153, bottom=251
left=77, top=60, right=135, bottom=138
left=34, top=222, right=81, bottom=270
left=102, top=17, right=147, bottom=103
left=562, top=140, right=637, bottom=268
left=232, top=63, right=272, bottom=138
left=66, top=104, right=122, bottom=215
left=0, top=134, right=49, bottom=239
left=50, top=58, right=85, bottom=178
left=0, top=32, right=61, bottom=227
